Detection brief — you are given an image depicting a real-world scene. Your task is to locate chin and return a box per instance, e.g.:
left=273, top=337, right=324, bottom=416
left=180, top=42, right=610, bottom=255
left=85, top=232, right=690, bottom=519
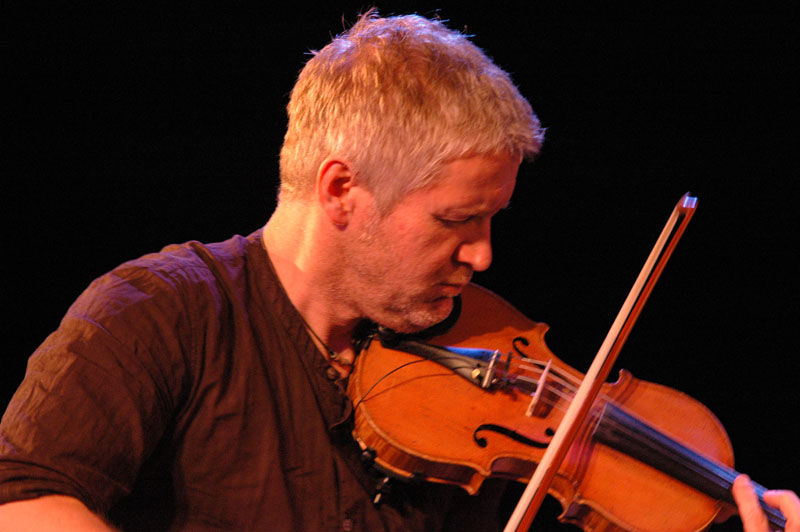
left=380, top=297, right=454, bottom=334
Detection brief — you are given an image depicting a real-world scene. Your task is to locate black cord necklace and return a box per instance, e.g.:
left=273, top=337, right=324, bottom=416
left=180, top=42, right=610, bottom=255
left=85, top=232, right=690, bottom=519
left=302, top=320, right=354, bottom=367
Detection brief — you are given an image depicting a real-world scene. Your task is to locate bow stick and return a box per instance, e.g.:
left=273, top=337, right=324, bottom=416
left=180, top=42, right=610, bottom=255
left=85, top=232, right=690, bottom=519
left=504, top=193, right=698, bottom=532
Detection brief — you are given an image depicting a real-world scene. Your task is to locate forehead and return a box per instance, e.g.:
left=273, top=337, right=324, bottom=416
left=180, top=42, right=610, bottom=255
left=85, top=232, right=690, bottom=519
left=410, top=153, right=519, bottom=211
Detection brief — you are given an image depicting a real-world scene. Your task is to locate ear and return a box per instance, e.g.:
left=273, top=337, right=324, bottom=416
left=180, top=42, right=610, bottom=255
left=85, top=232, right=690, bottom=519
left=317, top=158, right=358, bottom=227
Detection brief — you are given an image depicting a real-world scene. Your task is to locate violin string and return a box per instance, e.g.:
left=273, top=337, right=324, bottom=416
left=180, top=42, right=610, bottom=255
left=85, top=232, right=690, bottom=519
left=514, top=355, right=621, bottom=406
left=506, top=373, right=575, bottom=408
left=510, top=356, right=620, bottom=415
left=511, top=359, right=580, bottom=400
left=514, top=358, right=582, bottom=388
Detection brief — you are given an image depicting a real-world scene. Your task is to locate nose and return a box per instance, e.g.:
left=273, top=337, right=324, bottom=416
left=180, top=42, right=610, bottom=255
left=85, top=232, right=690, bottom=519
left=455, top=219, right=493, bottom=272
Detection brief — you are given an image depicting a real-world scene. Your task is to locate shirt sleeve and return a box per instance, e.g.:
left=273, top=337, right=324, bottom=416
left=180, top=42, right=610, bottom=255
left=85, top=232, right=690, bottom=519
left=0, top=261, right=192, bottom=515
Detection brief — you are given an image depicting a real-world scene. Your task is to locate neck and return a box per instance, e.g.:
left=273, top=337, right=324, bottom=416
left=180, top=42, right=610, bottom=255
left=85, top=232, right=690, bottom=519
left=262, top=200, right=361, bottom=359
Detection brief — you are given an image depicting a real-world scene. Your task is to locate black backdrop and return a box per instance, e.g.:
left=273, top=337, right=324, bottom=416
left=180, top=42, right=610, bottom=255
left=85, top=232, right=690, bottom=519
left=6, top=3, right=798, bottom=529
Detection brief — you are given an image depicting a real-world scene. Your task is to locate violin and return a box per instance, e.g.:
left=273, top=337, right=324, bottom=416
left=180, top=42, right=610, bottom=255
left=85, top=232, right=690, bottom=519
left=346, top=196, right=787, bottom=531
left=348, top=284, right=784, bottom=531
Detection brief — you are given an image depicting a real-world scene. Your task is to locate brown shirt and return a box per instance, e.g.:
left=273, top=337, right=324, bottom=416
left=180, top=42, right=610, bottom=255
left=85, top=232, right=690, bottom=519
left=0, top=230, right=505, bottom=531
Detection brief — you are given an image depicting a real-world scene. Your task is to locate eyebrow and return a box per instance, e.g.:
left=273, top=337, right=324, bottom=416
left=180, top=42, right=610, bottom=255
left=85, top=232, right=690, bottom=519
left=438, top=197, right=513, bottom=218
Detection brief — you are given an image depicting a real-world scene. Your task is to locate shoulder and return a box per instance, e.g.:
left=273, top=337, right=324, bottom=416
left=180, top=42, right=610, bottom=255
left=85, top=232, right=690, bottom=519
left=53, top=230, right=272, bottom=382
left=120, top=231, right=260, bottom=288
left=74, top=230, right=267, bottom=315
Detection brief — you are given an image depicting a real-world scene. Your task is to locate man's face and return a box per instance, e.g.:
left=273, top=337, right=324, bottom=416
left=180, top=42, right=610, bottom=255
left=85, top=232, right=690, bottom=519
left=341, top=152, right=519, bottom=333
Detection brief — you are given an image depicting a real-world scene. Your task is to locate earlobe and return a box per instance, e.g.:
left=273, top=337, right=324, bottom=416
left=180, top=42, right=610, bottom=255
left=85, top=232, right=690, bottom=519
left=317, top=158, right=356, bottom=227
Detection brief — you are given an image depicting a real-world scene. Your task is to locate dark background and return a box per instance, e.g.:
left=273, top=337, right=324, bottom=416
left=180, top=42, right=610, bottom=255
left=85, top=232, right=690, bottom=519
left=6, top=3, right=798, bottom=529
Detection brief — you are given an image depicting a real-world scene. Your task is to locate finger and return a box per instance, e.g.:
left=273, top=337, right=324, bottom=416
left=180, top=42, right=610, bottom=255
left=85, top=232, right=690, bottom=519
left=733, top=475, right=770, bottom=532
left=763, top=489, right=800, bottom=532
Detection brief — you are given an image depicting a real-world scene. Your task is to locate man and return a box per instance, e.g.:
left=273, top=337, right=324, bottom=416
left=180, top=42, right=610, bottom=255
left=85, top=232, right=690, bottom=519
left=1, top=11, right=797, bottom=532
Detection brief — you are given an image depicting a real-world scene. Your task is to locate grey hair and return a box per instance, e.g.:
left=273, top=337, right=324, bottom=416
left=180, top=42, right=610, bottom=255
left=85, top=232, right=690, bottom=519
left=279, top=10, right=543, bottom=211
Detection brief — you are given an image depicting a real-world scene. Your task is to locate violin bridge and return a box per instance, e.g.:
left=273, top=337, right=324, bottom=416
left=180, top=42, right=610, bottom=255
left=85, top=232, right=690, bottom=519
left=478, top=349, right=502, bottom=388
left=525, top=358, right=553, bottom=417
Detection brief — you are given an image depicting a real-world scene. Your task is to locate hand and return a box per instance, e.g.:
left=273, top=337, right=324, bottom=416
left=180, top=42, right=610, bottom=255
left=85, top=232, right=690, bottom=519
left=732, top=474, right=800, bottom=532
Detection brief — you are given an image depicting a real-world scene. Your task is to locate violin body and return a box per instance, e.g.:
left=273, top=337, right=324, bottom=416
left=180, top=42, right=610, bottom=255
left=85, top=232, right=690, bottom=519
left=348, top=283, right=735, bottom=532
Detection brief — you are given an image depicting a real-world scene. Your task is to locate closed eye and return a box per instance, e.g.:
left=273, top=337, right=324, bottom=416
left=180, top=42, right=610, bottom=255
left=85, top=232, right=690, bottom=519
left=436, top=215, right=478, bottom=226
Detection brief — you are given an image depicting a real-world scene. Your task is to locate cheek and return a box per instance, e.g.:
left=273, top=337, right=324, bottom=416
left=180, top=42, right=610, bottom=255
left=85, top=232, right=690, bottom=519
left=376, top=217, right=462, bottom=273
left=402, top=237, right=461, bottom=276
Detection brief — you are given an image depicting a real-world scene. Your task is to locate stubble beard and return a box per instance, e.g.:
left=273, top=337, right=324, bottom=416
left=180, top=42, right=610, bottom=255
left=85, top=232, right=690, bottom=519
left=345, top=253, right=455, bottom=334
left=378, top=291, right=455, bottom=333
left=337, top=211, right=456, bottom=333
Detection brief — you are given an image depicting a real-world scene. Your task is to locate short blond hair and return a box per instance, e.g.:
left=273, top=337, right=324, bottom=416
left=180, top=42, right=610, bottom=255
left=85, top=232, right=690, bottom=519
left=279, top=10, right=543, bottom=211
